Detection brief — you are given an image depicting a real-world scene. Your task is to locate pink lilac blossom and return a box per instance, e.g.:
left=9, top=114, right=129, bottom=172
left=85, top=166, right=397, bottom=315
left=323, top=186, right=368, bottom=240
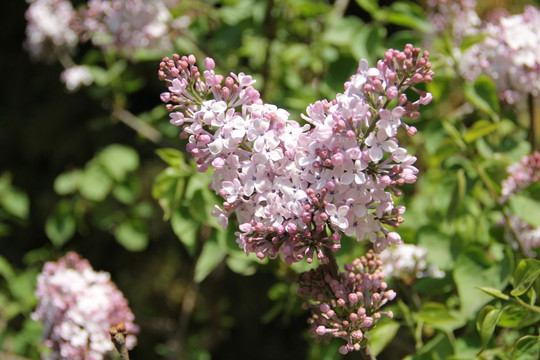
left=500, top=215, right=540, bottom=258
left=498, top=151, right=540, bottom=258
left=158, top=45, right=433, bottom=264
left=31, top=252, right=138, bottom=360
left=24, top=0, right=80, bottom=60
left=297, top=251, right=395, bottom=354
left=501, top=151, right=540, bottom=203
left=379, top=244, right=445, bottom=285
left=80, top=0, right=181, bottom=57
left=427, top=0, right=481, bottom=40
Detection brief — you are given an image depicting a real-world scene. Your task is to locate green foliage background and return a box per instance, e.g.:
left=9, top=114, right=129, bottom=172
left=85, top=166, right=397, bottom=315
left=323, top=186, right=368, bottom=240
left=1, top=0, right=540, bottom=359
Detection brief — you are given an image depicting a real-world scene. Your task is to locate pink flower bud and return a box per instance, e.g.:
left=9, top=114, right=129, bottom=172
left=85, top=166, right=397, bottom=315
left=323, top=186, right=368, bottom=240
left=204, top=57, right=215, bottom=70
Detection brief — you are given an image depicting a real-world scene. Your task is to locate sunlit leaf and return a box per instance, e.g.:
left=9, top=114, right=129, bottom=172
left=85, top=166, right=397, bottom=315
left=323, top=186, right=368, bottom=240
left=194, top=239, right=225, bottom=283
left=79, top=163, right=113, bottom=201
left=98, top=144, right=139, bottom=182
left=453, top=248, right=511, bottom=318
left=511, top=258, right=540, bottom=297
left=477, top=306, right=502, bottom=347
left=512, top=335, right=540, bottom=360
left=53, top=170, right=81, bottom=195
left=114, top=220, right=148, bottom=252
left=476, top=287, right=509, bottom=301
left=369, top=319, right=400, bottom=356
left=464, top=75, right=500, bottom=120
left=171, top=206, right=198, bottom=256
left=463, top=120, right=500, bottom=144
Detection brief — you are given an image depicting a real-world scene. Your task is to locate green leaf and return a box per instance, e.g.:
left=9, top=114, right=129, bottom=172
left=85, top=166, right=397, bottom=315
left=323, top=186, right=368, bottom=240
left=511, top=258, right=540, bottom=297
left=416, top=302, right=466, bottom=332
left=225, top=254, right=257, bottom=276
left=0, top=187, right=29, bottom=220
left=459, top=33, right=487, bottom=52
left=369, top=320, right=400, bottom=356
left=447, top=168, right=466, bottom=221
left=53, top=170, right=81, bottom=195
left=112, top=179, right=138, bottom=205
left=0, top=173, right=29, bottom=219
left=0, top=255, right=15, bottom=280
left=477, top=306, right=502, bottom=347
left=476, top=287, right=509, bottom=301
left=507, top=195, right=540, bottom=228
left=45, top=200, right=76, bottom=247
left=513, top=335, right=540, bottom=360
left=114, top=220, right=148, bottom=252
left=98, top=144, right=139, bottom=182
left=463, top=120, right=500, bottom=144
left=355, top=0, right=379, bottom=15
left=194, top=239, right=225, bottom=283
left=464, top=75, right=500, bottom=120
left=171, top=206, right=199, bottom=256
left=79, top=163, right=113, bottom=201
left=386, top=2, right=432, bottom=33
left=155, top=148, right=191, bottom=171
left=499, top=305, right=540, bottom=328
left=417, top=226, right=454, bottom=270
left=453, top=248, right=512, bottom=318
left=152, top=168, right=187, bottom=220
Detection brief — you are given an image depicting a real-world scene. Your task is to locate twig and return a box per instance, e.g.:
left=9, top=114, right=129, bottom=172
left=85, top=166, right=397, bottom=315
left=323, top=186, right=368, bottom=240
left=112, top=105, right=166, bottom=145
left=333, top=0, right=350, bottom=17
left=109, top=323, right=131, bottom=360
left=360, top=344, right=377, bottom=360
left=0, top=352, right=33, bottom=360
left=529, top=94, right=539, bottom=151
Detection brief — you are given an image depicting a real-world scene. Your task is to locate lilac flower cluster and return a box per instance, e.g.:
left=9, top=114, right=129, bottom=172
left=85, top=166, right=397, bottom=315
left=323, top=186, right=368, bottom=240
left=428, top=1, right=540, bottom=104
left=297, top=251, right=395, bottom=355
left=501, top=215, right=540, bottom=258
left=31, top=252, right=138, bottom=360
left=379, top=244, right=444, bottom=284
left=427, top=0, right=481, bottom=41
left=79, top=0, right=183, bottom=56
left=25, top=0, right=187, bottom=60
left=499, top=151, right=540, bottom=258
left=158, top=45, right=433, bottom=264
left=501, top=151, right=540, bottom=203
left=459, top=6, right=540, bottom=104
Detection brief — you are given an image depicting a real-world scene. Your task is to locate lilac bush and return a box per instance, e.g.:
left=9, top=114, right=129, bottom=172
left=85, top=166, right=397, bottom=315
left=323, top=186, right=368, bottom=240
left=31, top=252, right=138, bottom=360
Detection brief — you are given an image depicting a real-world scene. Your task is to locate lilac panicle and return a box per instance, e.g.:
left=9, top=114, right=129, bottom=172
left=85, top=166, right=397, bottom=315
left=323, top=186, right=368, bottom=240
left=158, top=45, right=433, bottom=264
left=297, top=251, right=396, bottom=354
left=31, top=252, right=138, bottom=360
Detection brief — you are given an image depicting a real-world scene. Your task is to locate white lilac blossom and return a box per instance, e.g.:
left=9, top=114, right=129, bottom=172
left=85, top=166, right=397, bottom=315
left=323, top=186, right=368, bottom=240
left=81, top=0, right=180, bottom=57
left=31, top=252, right=138, bottom=360
left=61, top=65, right=93, bottom=92
left=379, top=244, right=445, bottom=284
left=158, top=45, right=434, bottom=264
left=24, top=0, right=79, bottom=60
left=297, top=251, right=395, bottom=354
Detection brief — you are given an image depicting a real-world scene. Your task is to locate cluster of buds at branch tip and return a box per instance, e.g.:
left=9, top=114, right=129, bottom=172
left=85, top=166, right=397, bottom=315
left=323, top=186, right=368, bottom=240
left=297, top=250, right=396, bottom=354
